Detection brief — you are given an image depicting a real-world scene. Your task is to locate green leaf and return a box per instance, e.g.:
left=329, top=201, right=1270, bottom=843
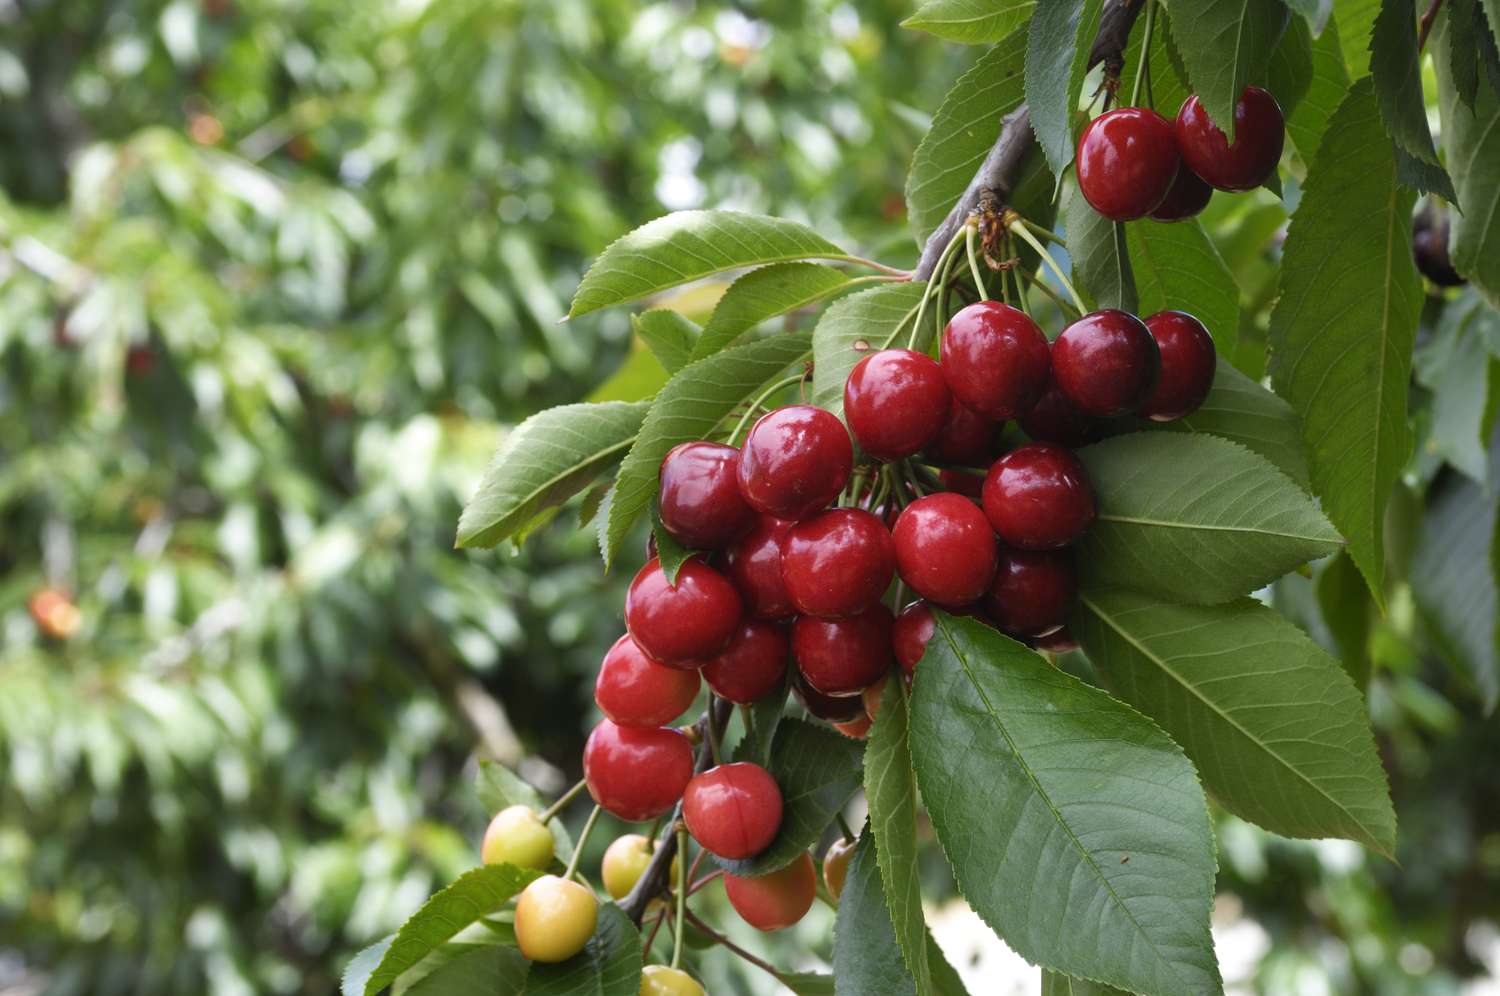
left=1415, top=291, right=1500, bottom=484
left=1167, top=0, right=1287, bottom=139
left=649, top=507, right=697, bottom=586
left=1280, top=0, right=1332, bottom=33
left=864, top=680, right=930, bottom=992
left=1338, top=0, right=1383, bottom=72
left=1315, top=552, right=1375, bottom=689
left=475, top=761, right=573, bottom=859
left=833, top=833, right=919, bottom=996
left=395, top=943, right=529, bottom=996
left=1267, top=13, right=1316, bottom=122
left=456, top=402, right=649, bottom=549
left=1446, top=0, right=1481, bottom=109
left=1075, top=432, right=1342, bottom=604
left=585, top=343, right=670, bottom=404
left=782, top=972, right=837, bottom=996
left=1120, top=6, right=1195, bottom=118
left=693, top=263, right=855, bottom=362
left=344, top=937, right=394, bottom=996
left=601, top=332, right=812, bottom=569
left=1072, top=589, right=1397, bottom=855
left=633, top=310, right=699, bottom=375
left=906, top=28, right=1030, bottom=241
left=1026, top=0, right=1106, bottom=180
left=1041, top=971, right=1133, bottom=996
left=733, top=678, right=790, bottom=767
left=1066, top=182, right=1137, bottom=313
left=1284, top=14, right=1352, bottom=163
left=902, top=0, right=1036, bottom=43
left=1370, top=0, right=1446, bottom=167
left=1124, top=217, right=1240, bottom=357
left=524, top=904, right=641, bottom=996
left=1436, top=16, right=1500, bottom=309
left=1268, top=78, right=1421, bottom=608
left=715, top=718, right=863, bottom=876
left=811, top=283, right=929, bottom=419
left=567, top=211, right=848, bottom=319
left=910, top=614, right=1221, bottom=996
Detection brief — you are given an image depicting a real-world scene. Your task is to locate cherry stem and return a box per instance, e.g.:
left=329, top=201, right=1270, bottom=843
left=909, top=228, right=968, bottom=349
left=728, top=372, right=806, bottom=446
left=1007, top=220, right=1088, bottom=315
left=671, top=825, right=689, bottom=969
left=642, top=906, right=669, bottom=962
left=828, top=254, right=912, bottom=279
left=683, top=908, right=784, bottom=981
left=1015, top=262, right=1084, bottom=319
left=836, top=811, right=856, bottom=843
left=539, top=779, right=587, bottom=824
left=687, top=869, right=723, bottom=896
left=706, top=696, right=724, bottom=766
left=1128, top=0, right=1156, bottom=108
left=965, top=225, right=990, bottom=301
left=563, top=804, right=602, bottom=883
left=1018, top=217, right=1067, bottom=247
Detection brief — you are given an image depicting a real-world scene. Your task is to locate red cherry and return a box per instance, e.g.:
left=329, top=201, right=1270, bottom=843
left=683, top=762, right=783, bottom=859
left=1075, top=107, right=1181, bottom=221
left=723, top=515, right=796, bottom=620
left=583, top=720, right=695, bottom=821
left=892, top=601, right=935, bottom=676
left=843, top=349, right=951, bottom=460
left=940, top=301, right=1052, bottom=421
left=1031, top=626, right=1079, bottom=654
left=658, top=442, right=756, bottom=549
left=924, top=397, right=999, bottom=467
left=982, top=443, right=1096, bottom=549
left=1140, top=311, right=1217, bottom=421
left=1019, top=376, right=1101, bottom=447
left=938, top=469, right=985, bottom=499
left=1174, top=87, right=1285, bottom=192
left=1149, top=166, right=1213, bottom=222
left=791, top=605, right=894, bottom=696
left=700, top=620, right=789, bottom=704
left=625, top=557, right=742, bottom=665
left=781, top=508, right=895, bottom=618
left=1413, top=226, right=1465, bottom=286
left=984, top=547, right=1078, bottom=637
left=595, top=635, right=702, bottom=727
left=724, top=852, right=817, bottom=931
left=789, top=668, right=866, bottom=721
left=736, top=405, right=853, bottom=520
left=1051, top=310, right=1160, bottom=417
left=891, top=494, right=997, bottom=608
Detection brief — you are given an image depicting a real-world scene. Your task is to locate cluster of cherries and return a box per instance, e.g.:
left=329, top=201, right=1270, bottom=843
left=1076, top=86, right=1285, bottom=222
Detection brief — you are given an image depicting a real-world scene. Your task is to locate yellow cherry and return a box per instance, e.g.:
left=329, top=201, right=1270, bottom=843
left=640, top=964, right=706, bottom=995
left=481, top=805, right=555, bottom=870
left=601, top=834, right=680, bottom=901
left=515, top=875, right=598, bottom=963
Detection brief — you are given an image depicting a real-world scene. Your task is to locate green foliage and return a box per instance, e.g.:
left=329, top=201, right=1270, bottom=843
left=832, top=833, right=919, bottom=996
left=525, top=904, right=641, bottom=996
left=1436, top=13, right=1500, bottom=308
left=634, top=311, right=701, bottom=375
left=1066, top=182, right=1137, bottom=313
left=1166, top=0, right=1286, bottom=138
left=695, top=263, right=855, bottom=363
left=1026, top=0, right=1106, bottom=180
left=903, top=0, right=1037, bottom=44
left=863, top=681, right=929, bottom=991
left=1124, top=217, right=1239, bottom=357
left=1370, top=0, right=1450, bottom=185
left=811, top=283, right=929, bottom=418
left=1150, top=359, right=1311, bottom=487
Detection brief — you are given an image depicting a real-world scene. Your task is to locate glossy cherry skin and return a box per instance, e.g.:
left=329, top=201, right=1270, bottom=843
left=482, top=805, right=555, bottom=869
left=583, top=720, right=695, bottom=821
left=984, top=547, right=1078, bottom=637
left=737, top=405, right=853, bottom=519
left=1174, top=87, right=1285, bottom=192
left=516, top=875, right=598, bottom=963
left=724, top=852, right=818, bottom=931
left=1019, top=377, right=1102, bottom=447
left=1149, top=165, right=1213, bottom=222
left=641, top=966, right=706, bottom=996
left=683, top=762, right=784, bottom=859
left=925, top=397, right=999, bottom=466
left=625, top=557, right=742, bottom=665
left=658, top=441, right=757, bottom=549
left=792, top=605, right=895, bottom=696
left=723, top=515, right=796, bottom=620
left=1141, top=311, right=1217, bottom=421
left=1031, top=626, right=1079, bottom=654
left=892, top=601, right=935, bottom=676
left=823, top=837, right=856, bottom=901
left=790, top=669, right=866, bottom=721
left=1052, top=310, right=1161, bottom=417
left=595, top=634, right=701, bottom=727
left=699, top=620, right=788, bottom=704
left=940, top=301, right=1052, bottom=421
left=601, top=834, right=677, bottom=900
left=982, top=443, right=1096, bottom=549
left=844, top=348, right=951, bottom=460
left=1076, top=107, right=1181, bottom=221
left=781, top=508, right=896, bottom=617
left=892, top=493, right=998, bottom=607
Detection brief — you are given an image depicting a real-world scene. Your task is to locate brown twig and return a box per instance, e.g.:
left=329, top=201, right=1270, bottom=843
left=683, top=909, right=784, bottom=980
left=1418, top=0, right=1443, bottom=51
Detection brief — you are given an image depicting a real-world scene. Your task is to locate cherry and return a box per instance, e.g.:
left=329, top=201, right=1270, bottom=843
left=658, top=441, right=756, bottom=548
left=843, top=348, right=951, bottom=460
left=684, top=762, right=784, bottom=859
left=1140, top=311, right=1216, bottom=421
left=1032, top=626, right=1079, bottom=654
left=1051, top=309, right=1160, bottom=417
left=861, top=675, right=889, bottom=722
left=700, top=620, right=788, bottom=704
left=892, top=493, right=998, bottom=607
left=602, top=834, right=678, bottom=901
left=892, top=601, right=935, bottom=676
left=595, top=634, right=701, bottom=727
left=641, top=965, right=705, bottom=996
left=723, top=514, right=797, bottom=620
left=982, top=443, right=1096, bottom=549
left=833, top=714, right=872, bottom=739
left=938, top=469, right=985, bottom=499
left=984, top=547, right=1078, bottom=637
left=1149, top=165, right=1213, bottom=222
left=823, top=837, right=856, bottom=901
left=724, top=852, right=818, bottom=931
left=737, top=405, right=853, bottom=519
left=789, top=669, right=866, bottom=721
left=1076, top=107, right=1181, bottom=221
left=1019, top=377, right=1101, bottom=447
left=481, top=805, right=555, bottom=870
left=515, top=875, right=598, bottom=963
left=791, top=605, right=895, bottom=696
left=1413, top=208, right=1465, bottom=286
left=1174, top=87, right=1285, bottom=192
left=940, top=301, right=1052, bottom=421
left=625, top=557, right=742, bottom=665
left=583, top=720, right=695, bottom=821
left=781, top=508, right=896, bottom=618
left=925, top=397, right=999, bottom=467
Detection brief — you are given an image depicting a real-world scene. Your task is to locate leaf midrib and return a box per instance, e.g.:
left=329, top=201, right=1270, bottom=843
left=1097, top=512, right=1336, bottom=543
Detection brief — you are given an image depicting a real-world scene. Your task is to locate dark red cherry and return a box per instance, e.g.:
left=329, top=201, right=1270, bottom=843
left=891, top=494, right=997, bottom=608
left=938, top=469, right=985, bottom=499
left=658, top=442, right=757, bottom=549
left=791, top=605, right=894, bottom=696
left=700, top=620, right=789, bottom=704
left=1031, top=626, right=1079, bottom=654
left=984, top=547, right=1078, bottom=637
left=1020, top=376, right=1102, bottom=447
left=924, top=397, right=999, bottom=467
left=843, top=349, right=951, bottom=460
left=781, top=508, right=895, bottom=618
left=940, top=301, right=1052, bottom=421
left=625, top=557, right=742, bottom=665
left=790, top=668, right=866, bottom=721
left=1051, top=310, right=1160, bottom=417
left=683, top=762, right=783, bottom=859
left=1413, top=221, right=1465, bottom=286
left=584, top=720, right=695, bottom=821
left=723, top=515, right=796, bottom=620
left=1140, top=311, right=1216, bottom=421
left=595, top=634, right=702, bottom=727
left=1148, top=166, right=1213, bottom=222
left=737, top=405, right=853, bottom=520
left=982, top=443, right=1096, bottom=549
left=1076, top=107, right=1181, bottom=221
left=1174, top=87, right=1285, bottom=192
left=892, top=600, right=935, bottom=676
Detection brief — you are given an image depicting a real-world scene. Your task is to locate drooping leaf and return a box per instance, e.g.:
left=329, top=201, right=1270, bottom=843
left=567, top=211, right=849, bottom=319
left=1073, top=589, right=1396, bottom=855
left=1436, top=16, right=1500, bottom=308
left=1041, top=971, right=1133, bottom=996
left=864, top=680, right=930, bottom=991
left=1284, top=14, right=1352, bottom=162
left=650, top=506, right=698, bottom=585
left=910, top=614, right=1221, bottom=996
left=733, top=678, right=790, bottom=767
left=1414, top=291, right=1500, bottom=484
left=833, top=833, right=918, bottom=996
left=811, top=282, right=929, bottom=419
left=902, top=0, right=1036, bottom=43
left=1268, top=78, right=1421, bottom=607
left=693, top=263, right=856, bottom=362
left=456, top=402, right=649, bottom=549
left=633, top=310, right=700, bottom=374
left=1370, top=0, right=1448, bottom=174
left=1124, top=217, right=1240, bottom=357
left=1026, top=0, right=1106, bottom=180
left=1315, top=552, right=1375, bottom=689
left=476, top=761, right=574, bottom=860
left=524, top=904, right=641, bottom=996
left=1167, top=0, right=1287, bottom=139
left=1066, top=182, right=1136, bottom=313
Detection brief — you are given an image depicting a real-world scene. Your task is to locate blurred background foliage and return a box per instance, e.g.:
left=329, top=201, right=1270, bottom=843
left=0, top=1, right=1495, bottom=994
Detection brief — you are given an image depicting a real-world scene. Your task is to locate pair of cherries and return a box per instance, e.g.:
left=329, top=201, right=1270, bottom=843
left=1076, top=86, right=1285, bottom=222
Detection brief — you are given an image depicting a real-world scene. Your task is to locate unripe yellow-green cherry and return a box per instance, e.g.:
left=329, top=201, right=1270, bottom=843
left=481, top=805, right=555, bottom=869
left=823, top=837, right=856, bottom=901
left=640, top=964, right=706, bottom=995
left=515, top=875, right=598, bottom=963
left=602, top=834, right=679, bottom=901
